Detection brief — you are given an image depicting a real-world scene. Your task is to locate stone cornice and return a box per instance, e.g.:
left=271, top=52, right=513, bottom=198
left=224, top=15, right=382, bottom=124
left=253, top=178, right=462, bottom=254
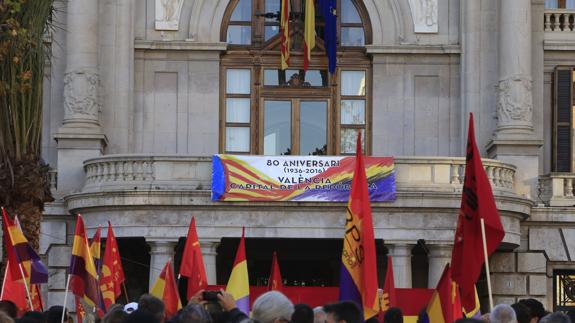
left=134, top=40, right=228, bottom=52
left=366, top=44, right=461, bottom=55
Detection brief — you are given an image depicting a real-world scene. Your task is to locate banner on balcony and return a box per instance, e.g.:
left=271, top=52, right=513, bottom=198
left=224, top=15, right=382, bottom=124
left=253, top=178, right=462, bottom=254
left=211, top=155, right=396, bottom=202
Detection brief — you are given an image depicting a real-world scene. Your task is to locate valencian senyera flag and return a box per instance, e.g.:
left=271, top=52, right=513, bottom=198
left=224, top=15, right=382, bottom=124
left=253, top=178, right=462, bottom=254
left=339, top=132, right=379, bottom=320
left=450, top=113, right=505, bottom=313
left=151, top=260, right=182, bottom=319
left=1, top=207, right=48, bottom=287
left=69, top=214, right=100, bottom=307
left=100, top=221, right=125, bottom=310
left=226, top=227, right=249, bottom=315
left=179, top=217, right=207, bottom=300
left=280, top=0, right=290, bottom=69
left=303, top=0, right=315, bottom=70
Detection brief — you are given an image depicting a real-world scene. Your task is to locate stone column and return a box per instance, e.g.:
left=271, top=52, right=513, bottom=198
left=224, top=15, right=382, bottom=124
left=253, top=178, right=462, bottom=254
left=427, top=244, right=452, bottom=288
left=54, top=0, right=107, bottom=195
left=148, top=240, right=177, bottom=289
left=487, top=0, right=543, bottom=198
left=388, top=244, right=413, bottom=288
left=200, top=239, right=220, bottom=285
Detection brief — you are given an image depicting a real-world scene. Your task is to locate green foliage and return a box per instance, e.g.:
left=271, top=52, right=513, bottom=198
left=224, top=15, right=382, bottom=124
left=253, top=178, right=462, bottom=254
left=0, top=0, right=53, bottom=164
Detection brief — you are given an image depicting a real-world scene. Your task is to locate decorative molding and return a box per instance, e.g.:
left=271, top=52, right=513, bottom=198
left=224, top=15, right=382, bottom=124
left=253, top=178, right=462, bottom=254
left=63, top=69, right=101, bottom=121
left=497, top=75, right=534, bottom=127
left=155, top=0, right=185, bottom=31
left=407, top=0, right=438, bottom=33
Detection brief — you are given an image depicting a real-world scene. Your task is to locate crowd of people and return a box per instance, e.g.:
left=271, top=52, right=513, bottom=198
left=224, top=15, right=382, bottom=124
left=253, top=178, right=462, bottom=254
left=0, top=291, right=571, bottom=323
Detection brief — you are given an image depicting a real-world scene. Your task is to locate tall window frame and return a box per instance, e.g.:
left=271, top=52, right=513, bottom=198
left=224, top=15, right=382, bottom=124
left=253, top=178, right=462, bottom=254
left=552, top=66, right=574, bottom=172
left=220, top=0, right=372, bottom=156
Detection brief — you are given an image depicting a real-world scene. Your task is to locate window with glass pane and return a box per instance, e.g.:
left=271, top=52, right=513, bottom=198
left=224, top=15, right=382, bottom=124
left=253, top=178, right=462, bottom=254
left=300, top=101, right=327, bottom=155
left=264, top=0, right=280, bottom=40
left=340, top=70, right=367, bottom=154
left=340, top=0, right=365, bottom=47
left=225, top=69, right=251, bottom=153
left=227, top=0, right=252, bottom=45
left=264, top=101, right=292, bottom=155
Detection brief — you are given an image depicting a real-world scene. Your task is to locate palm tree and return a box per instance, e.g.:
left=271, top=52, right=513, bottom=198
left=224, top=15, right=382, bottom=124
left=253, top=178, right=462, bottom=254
left=0, top=1, right=54, bottom=251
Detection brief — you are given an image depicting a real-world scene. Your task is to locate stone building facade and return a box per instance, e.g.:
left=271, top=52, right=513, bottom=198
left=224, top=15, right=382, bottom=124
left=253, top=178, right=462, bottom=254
left=37, top=0, right=575, bottom=312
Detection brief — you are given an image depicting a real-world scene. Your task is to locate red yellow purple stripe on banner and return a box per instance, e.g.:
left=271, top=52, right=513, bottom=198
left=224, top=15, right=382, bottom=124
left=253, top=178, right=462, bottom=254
left=211, top=155, right=396, bottom=202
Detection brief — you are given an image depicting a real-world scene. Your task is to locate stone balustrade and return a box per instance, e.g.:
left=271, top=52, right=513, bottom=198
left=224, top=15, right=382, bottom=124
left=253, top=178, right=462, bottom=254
left=81, top=155, right=516, bottom=194
left=48, top=169, right=58, bottom=192
left=538, top=173, right=575, bottom=206
left=544, top=9, right=575, bottom=32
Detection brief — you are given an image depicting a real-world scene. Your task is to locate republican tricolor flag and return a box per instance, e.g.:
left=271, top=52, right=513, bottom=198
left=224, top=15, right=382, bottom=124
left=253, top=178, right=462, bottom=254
left=226, top=227, right=250, bottom=315
left=69, top=215, right=100, bottom=307
left=338, top=132, right=379, bottom=320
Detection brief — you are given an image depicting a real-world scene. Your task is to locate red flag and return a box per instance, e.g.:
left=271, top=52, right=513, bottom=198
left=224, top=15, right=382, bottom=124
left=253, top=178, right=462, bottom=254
left=30, top=284, right=44, bottom=312
left=0, top=260, right=28, bottom=314
left=100, top=222, right=125, bottom=310
left=380, top=256, right=397, bottom=313
left=450, top=113, right=505, bottom=311
left=179, top=217, right=207, bottom=300
left=267, top=252, right=283, bottom=292
left=151, top=260, right=182, bottom=319
left=75, top=296, right=86, bottom=323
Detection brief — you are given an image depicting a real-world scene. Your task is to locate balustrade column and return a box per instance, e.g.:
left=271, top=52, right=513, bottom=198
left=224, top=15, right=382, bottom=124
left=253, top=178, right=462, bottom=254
left=200, top=239, right=220, bottom=285
left=147, top=240, right=177, bottom=289
left=427, top=244, right=452, bottom=288
left=388, top=244, right=413, bottom=288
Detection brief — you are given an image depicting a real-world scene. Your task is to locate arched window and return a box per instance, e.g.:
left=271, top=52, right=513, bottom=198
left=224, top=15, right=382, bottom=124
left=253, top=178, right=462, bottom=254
left=220, top=0, right=372, bottom=155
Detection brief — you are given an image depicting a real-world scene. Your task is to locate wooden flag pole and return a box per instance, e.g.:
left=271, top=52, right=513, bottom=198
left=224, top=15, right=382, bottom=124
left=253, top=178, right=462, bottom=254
left=61, top=274, right=71, bottom=323
left=122, top=281, right=129, bottom=304
left=480, top=218, right=494, bottom=311
left=17, top=262, right=34, bottom=311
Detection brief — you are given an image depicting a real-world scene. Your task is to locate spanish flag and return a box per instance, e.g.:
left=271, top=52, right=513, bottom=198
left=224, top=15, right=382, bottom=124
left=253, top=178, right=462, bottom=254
left=280, top=0, right=290, bottom=69
left=69, top=215, right=100, bottom=307
left=1, top=207, right=48, bottom=286
left=267, top=251, right=283, bottom=292
left=151, top=260, right=181, bottom=319
left=179, top=217, right=207, bottom=300
left=100, top=222, right=125, bottom=310
left=226, top=227, right=249, bottom=315
left=303, top=0, right=315, bottom=71
left=338, top=132, right=379, bottom=320
left=425, top=264, right=463, bottom=323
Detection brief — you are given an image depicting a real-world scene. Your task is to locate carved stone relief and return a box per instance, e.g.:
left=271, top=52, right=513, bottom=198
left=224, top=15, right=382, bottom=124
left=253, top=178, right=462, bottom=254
left=497, top=75, right=533, bottom=127
left=407, top=0, right=438, bottom=33
left=155, top=0, right=185, bottom=31
left=63, top=70, right=101, bottom=121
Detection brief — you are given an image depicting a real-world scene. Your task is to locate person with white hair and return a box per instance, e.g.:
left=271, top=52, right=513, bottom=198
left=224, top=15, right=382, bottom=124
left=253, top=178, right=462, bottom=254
left=252, top=291, right=295, bottom=323
left=539, top=312, right=572, bottom=323
left=490, top=304, right=519, bottom=323
left=314, top=306, right=327, bottom=323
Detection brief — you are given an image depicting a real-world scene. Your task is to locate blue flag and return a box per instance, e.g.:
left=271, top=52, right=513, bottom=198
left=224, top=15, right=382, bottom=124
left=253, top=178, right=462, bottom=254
left=320, top=0, right=337, bottom=73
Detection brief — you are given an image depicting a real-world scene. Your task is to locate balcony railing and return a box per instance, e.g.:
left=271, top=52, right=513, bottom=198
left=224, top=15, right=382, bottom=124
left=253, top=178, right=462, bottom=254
left=544, top=9, right=575, bottom=32
left=538, top=173, right=575, bottom=206
left=81, top=155, right=516, bottom=194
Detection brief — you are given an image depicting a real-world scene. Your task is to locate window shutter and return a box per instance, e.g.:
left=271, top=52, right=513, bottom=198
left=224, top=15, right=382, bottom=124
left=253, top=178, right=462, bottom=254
left=554, top=67, right=573, bottom=172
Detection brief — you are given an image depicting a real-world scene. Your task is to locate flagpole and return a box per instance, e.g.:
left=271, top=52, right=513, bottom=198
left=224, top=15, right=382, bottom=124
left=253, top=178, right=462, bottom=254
left=0, top=263, right=8, bottom=299
left=122, top=282, right=129, bottom=304
left=61, top=274, right=71, bottom=323
left=17, top=262, right=34, bottom=310
left=480, top=218, right=494, bottom=311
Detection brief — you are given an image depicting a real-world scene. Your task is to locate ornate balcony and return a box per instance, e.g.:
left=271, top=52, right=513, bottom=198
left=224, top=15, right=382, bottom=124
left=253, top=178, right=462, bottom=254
left=544, top=9, right=575, bottom=49
left=538, top=173, right=575, bottom=206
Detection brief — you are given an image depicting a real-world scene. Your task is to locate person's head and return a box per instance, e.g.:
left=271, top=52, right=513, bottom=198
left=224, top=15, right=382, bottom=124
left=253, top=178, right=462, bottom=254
left=383, top=308, right=403, bottom=323
left=322, top=301, right=361, bottom=323
left=313, top=307, right=326, bottom=323
left=490, top=304, right=518, bottom=323
left=0, top=301, right=18, bottom=319
left=518, top=299, right=547, bottom=322
left=138, top=294, right=165, bottom=323
left=539, top=312, right=572, bottom=323
left=102, top=307, right=128, bottom=323
left=20, top=311, right=46, bottom=323
left=0, top=311, right=14, bottom=323
left=292, top=304, right=314, bottom=323
left=46, top=306, right=71, bottom=323
left=176, top=304, right=212, bottom=323
left=252, top=291, right=294, bottom=323
left=121, top=309, right=160, bottom=323
left=512, top=302, right=533, bottom=323
left=124, top=302, right=139, bottom=314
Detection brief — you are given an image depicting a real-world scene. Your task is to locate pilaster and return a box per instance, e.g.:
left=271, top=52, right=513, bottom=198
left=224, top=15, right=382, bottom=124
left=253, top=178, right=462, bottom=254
left=427, top=244, right=452, bottom=288
left=200, top=239, right=220, bottom=285
left=147, top=240, right=177, bottom=289
left=388, top=244, right=414, bottom=288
